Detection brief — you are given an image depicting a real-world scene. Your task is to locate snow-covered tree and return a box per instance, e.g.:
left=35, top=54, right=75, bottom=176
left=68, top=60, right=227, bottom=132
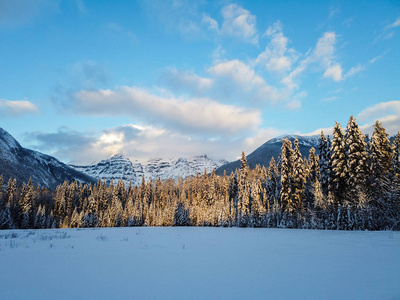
left=345, top=116, right=368, bottom=205
left=292, top=138, right=306, bottom=213
left=330, top=122, right=347, bottom=207
left=280, top=138, right=294, bottom=216
left=319, top=131, right=331, bottom=196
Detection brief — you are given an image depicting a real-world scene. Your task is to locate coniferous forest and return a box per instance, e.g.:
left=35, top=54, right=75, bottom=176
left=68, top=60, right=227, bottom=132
left=1, top=116, right=399, bottom=230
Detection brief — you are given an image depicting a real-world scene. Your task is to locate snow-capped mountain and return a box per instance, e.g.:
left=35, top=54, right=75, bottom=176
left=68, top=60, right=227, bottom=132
left=71, top=154, right=228, bottom=186
left=0, top=127, right=96, bottom=189
left=216, top=135, right=320, bottom=175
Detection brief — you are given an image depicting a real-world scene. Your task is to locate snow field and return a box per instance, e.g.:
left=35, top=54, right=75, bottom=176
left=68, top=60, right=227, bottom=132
left=0, top=227, right=399, bottom=300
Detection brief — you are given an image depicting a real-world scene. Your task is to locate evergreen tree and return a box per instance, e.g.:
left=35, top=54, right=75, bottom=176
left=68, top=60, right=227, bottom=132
left=330, top=122, right=347, bottom=206
left=240, top=151, right=247, bottom=169
left=20, top=178, right=34, bottom=229
left=370, top=121, right=392, bottom=197
left=280, top=138, right=294, bottom=217
left=345, top=116, right=369, bottom=206
left=292, top=138, right=306, bottom=213
left=250, top=178, right=266, bottom=227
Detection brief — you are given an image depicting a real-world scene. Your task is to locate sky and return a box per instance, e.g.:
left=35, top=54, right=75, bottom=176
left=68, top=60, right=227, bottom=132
left=0, top=0, right=399, bottom=165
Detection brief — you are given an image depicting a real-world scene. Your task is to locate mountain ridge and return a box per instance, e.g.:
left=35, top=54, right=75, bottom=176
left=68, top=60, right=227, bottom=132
left=216, top=134, right=320, bottom=175
left=0, top=127, right=96, bottom=189
left=70, top=154, right=228, bottom=186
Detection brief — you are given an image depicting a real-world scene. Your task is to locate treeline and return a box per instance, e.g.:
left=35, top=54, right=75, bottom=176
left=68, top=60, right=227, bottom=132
left=0, top=116, right=399, bottom=230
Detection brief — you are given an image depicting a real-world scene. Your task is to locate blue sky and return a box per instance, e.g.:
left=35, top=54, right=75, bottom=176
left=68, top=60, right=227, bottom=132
left=0, top=0, right=399, bottom=164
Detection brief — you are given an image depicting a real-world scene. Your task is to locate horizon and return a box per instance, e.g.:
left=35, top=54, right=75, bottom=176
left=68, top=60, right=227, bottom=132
left=1, top=0, right=399, bottom=165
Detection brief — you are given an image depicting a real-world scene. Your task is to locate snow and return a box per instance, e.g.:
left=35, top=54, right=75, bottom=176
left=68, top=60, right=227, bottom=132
left=0, top=228, right=399, bottom=299
left=71, top=154, right=228, bottom=186
left=269, top=134, right=320, bottom=147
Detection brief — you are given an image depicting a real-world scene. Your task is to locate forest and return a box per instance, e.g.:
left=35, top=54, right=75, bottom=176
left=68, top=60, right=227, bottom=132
left=0, top=116, right=399, bottom=230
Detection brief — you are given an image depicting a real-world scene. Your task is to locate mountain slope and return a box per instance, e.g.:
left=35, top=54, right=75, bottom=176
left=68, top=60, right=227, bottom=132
left=0, top=127, right=96, bottom=189
left=216, top=135, right=320, bottom=175
left=71, top=154, right=228, bottom=186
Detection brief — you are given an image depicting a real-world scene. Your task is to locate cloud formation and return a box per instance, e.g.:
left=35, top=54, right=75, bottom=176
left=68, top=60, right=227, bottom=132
left=0, top=99, right=38, bottom=116
left=282, top=32, right=343, bottom=88
left=256, top=21, right=298, bottom=73
left=208, top=59, right=281, bottom=103
left=357, top=101, right=400, bottom=135
left=160, top=68, right=214, bottom=95
left=26, top=124, right=282, bottom=164
left=74, top=86, right=261, bottom=135
left=220, top=4, right=258, bottom=44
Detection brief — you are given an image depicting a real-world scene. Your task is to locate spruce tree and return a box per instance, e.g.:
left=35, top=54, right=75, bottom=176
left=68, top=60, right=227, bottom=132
left=292, top=138, right=306, bottom=213
left=370, top=121, right=392, bottom=198
left=345, top=116, right=368, bottom=206
left=240, top=151, right=247, bottom=169
left=280, top=138, right=294, bottom=216
left=330, top=122, right=347, bottom=206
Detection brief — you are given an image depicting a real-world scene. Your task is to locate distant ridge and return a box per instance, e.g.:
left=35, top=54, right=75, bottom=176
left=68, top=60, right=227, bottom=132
left=0, top=127, right=96, bottom=189
left=216, top=135, right=320, bottom=175
left=71, top=154, right=228, bottom=186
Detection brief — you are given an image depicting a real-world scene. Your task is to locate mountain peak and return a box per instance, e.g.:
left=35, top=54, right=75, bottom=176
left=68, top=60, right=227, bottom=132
left=71, top=154, right=227, bottom=186
left=0, top=127, right=21, bottom=151
left=0, top=127, right=96, bottom=189
left=110, top=154, right=128, bottom=160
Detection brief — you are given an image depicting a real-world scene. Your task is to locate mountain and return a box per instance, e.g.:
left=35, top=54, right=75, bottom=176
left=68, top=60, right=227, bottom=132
left=216, top=135, right=320, bottom=175
left=0, top=127, right=96, bottom=189
left=71, top=154, right=228, bottom=186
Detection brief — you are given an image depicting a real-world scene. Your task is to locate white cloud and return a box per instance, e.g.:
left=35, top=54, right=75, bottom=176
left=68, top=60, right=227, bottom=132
left=255, top=21, right=299, bottom=73
left=344, top=64, right=365, bottom=78
left=0, top=99, right=39, bottom=116
left=282, top=31, right=342, bottom=88
left=202, top=14, right=218, bottom=32
left=357, top=100, right=400, bottom=121
left=313, top=32, right=337, bottom=67
left=140, top=0, right=205, bottom=38
left=160, top=68, right=214, bottom=95
left=244, top=127, right=284, bottom=152
left=74, top=86, right=261, bottom=135
left=28, top=124, right=283, bottom=164
left=323, top=63, right=343, bottom=81
left=385, top=17, right=400, bottom=30
left=208, top=59, right=281, bottom=103
left=220, top=4, right=258, bottom=44
left=286, top=99, right=301, bottom=110
left=304, top=126, right=334, bottom=136
left=321, top=96, right=338, bottom=102
left=357, top=100, right=400, bottom=135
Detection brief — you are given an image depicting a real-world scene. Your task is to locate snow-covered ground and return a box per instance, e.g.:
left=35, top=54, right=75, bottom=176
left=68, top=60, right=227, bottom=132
left=0, top=228, right=399, bottom=300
